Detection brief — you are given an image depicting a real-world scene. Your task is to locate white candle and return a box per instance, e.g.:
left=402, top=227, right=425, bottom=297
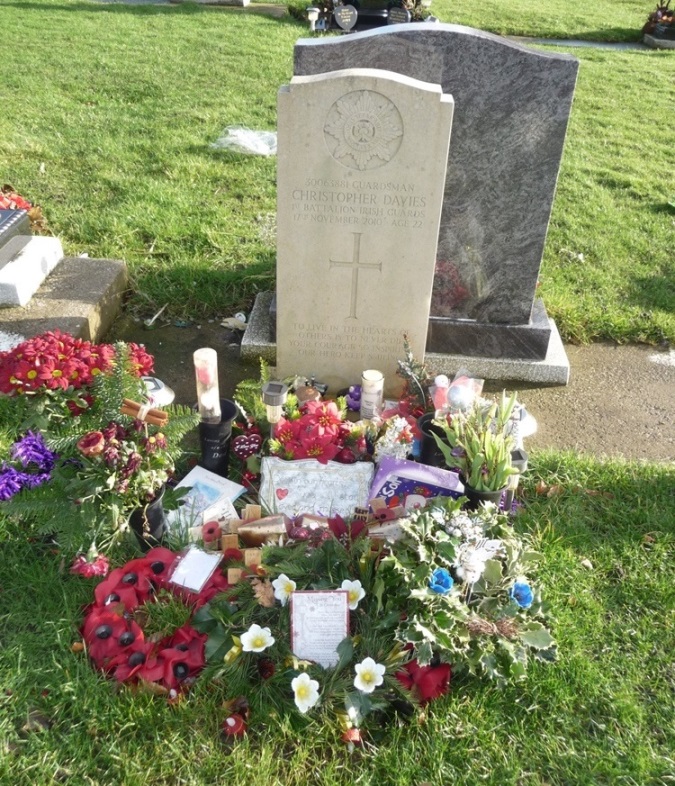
left=360, top=369, right=384, bottom=420
left=193, top=348, right=221, bottom=423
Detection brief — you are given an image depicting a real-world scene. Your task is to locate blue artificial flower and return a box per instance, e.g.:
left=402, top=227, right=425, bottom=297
left=429, top=567, right=454, bottom=595
left=11, top=431, right=57, bottom=472
left=510, top=581, right=533, bottom=609
left=0, top=466, right=25, bottom=501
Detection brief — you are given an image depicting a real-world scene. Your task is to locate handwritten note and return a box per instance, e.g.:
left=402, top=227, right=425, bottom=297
left=291, top=591, right=349, bottom=668
left=259, top=457, right=374, bottom=518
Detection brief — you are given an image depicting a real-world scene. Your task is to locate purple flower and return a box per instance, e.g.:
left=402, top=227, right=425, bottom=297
left=0, top=466, right=24, bottom=500
left=18, top=471, right=52, bottom=489
left=11, top=431, right=57, bottom=472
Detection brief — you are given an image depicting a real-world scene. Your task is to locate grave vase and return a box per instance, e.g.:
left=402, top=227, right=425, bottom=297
left=460, top=477, right=506, bottom=512
left=129, top=486, right=168, bottom=552
left=417, top=413, right=451, bottom=467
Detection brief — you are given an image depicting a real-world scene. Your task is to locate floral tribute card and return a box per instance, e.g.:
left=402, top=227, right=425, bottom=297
left=291, top=591, right=349, bottom=668
left=259, top=457, right=374, bottom=518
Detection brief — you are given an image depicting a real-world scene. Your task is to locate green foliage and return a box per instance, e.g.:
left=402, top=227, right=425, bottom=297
left=193, top=536, right=411, bottom=729
left=379, top=497, right=555, bottom=682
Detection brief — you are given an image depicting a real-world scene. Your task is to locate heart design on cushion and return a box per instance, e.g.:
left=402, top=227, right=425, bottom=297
left=276, top=488, right=289, bottom=501
left=231, top=432, right=263, bottom=460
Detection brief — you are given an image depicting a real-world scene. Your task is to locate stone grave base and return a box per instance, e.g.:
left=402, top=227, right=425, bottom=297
left=643, top=34, right=675, bottom=49
left=0, top=257, right=127, bottom=350
left=241, top=292, right=570, bottom=386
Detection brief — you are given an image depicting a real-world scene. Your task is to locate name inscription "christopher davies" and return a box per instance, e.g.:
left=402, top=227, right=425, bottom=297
left=290, top=178, right=430, bottom=230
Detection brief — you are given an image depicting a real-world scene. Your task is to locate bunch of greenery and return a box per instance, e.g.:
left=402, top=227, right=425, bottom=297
left=377, top=497, right=556, bottom=684
left=432, top=391, right=520, bottom=491
left=192, top=535, right=411, bottom=735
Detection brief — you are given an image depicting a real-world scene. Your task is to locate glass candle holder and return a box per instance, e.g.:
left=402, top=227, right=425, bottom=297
left=193, top=348, right=221, bottom=424
left=360, top=369, right=384, bottom=420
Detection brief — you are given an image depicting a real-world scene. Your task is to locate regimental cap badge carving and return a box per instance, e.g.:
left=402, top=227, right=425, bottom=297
left=324, top=90, right=403, bottom=171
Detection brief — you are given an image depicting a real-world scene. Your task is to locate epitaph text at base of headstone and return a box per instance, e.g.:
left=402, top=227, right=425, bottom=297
left=276, top=69, right=453, bottom=393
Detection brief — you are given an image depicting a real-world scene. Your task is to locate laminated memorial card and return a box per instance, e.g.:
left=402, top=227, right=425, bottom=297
left=291, top=590, right=350, bottom=668
left=276, top=68, right=454, bottom=394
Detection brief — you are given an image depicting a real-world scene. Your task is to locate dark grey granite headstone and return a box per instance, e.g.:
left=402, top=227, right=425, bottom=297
left=294, top=24, right=578, bottom=360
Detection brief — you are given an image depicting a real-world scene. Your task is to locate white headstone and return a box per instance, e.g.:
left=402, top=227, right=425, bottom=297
left=276, top=68, right=453, bottom=394
left=0, top=236, right=64, bottom=307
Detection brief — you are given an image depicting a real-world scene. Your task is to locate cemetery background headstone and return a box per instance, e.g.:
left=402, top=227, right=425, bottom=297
left=275, top=68, right=453, bottom=394
left=334, top=4, right=358, bottom=31
left=290, top=24, right=579, bottom=383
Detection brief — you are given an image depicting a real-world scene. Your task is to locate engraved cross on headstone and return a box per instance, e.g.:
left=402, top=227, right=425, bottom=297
left=329, top=232, right=382, bottom=320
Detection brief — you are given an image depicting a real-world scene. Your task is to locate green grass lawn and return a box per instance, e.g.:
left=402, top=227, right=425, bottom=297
left=0, top=1, right=673, bottom=344
left=429, top=0, right=650, bottom=42
left=1, top=453, right=673, bottom=785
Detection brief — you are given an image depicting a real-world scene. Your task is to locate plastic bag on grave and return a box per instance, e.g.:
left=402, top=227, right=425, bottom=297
left=210, top=126, right=277, bottom=156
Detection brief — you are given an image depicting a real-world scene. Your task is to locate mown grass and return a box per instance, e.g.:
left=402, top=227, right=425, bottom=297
left=0, top=452, right=673, bottom=785
left=0, top=0, right=673, bottom=345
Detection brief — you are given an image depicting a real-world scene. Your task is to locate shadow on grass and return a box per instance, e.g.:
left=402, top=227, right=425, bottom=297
left=3, top=0, right=302, bottom=25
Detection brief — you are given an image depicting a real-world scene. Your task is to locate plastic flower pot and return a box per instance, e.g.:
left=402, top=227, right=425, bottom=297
left=129, top=487, right=169, bottom=552
left=460, top=476, right=506, bottom=511
left=417, top=413, right=451, bottom=467
left=198, top=399, right=238, bottom=478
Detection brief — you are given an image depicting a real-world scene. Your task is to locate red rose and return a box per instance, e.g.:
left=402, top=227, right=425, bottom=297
left=395, top=659, right=451, bottom=704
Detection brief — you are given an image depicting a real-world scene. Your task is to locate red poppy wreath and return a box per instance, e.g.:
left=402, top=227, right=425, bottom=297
left=81, top=547, right=230, bottom=694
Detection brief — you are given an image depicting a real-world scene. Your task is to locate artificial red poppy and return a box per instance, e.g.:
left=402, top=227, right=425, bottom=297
left=222, top=713, right=247, bottom=738
left=202, top=521, right=222, bottom=544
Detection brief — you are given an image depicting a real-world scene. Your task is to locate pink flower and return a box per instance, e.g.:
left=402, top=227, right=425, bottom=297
left=302, top=400, right=343, bottom=439
left=70, top=552, right=110, bottom=578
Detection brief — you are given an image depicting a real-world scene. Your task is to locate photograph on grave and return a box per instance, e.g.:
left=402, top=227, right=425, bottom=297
left=275, top=68, right=454, bottom=394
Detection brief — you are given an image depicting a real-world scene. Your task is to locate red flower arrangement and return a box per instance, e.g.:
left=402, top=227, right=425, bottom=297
left=0, top=330, right=153, bottom=396
left=270, top=400, right=367, bottom=464
left=81, top=547, right=233, bottom=693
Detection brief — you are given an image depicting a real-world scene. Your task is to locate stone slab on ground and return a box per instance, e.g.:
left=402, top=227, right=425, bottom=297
left=241, top=291, right=570, bottom=385
left=0, top=236, right=64, bottom=306
left=0, top=257, right=127, bottom=347
left=643, top=33, right=675, bottom=49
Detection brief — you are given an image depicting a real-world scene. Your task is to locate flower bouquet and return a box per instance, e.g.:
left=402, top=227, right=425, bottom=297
left=185, top=497, right=553, bottom=738
left=0, top=331, right=199, bottom=550
left=431, top=391, right=520, bottom=494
